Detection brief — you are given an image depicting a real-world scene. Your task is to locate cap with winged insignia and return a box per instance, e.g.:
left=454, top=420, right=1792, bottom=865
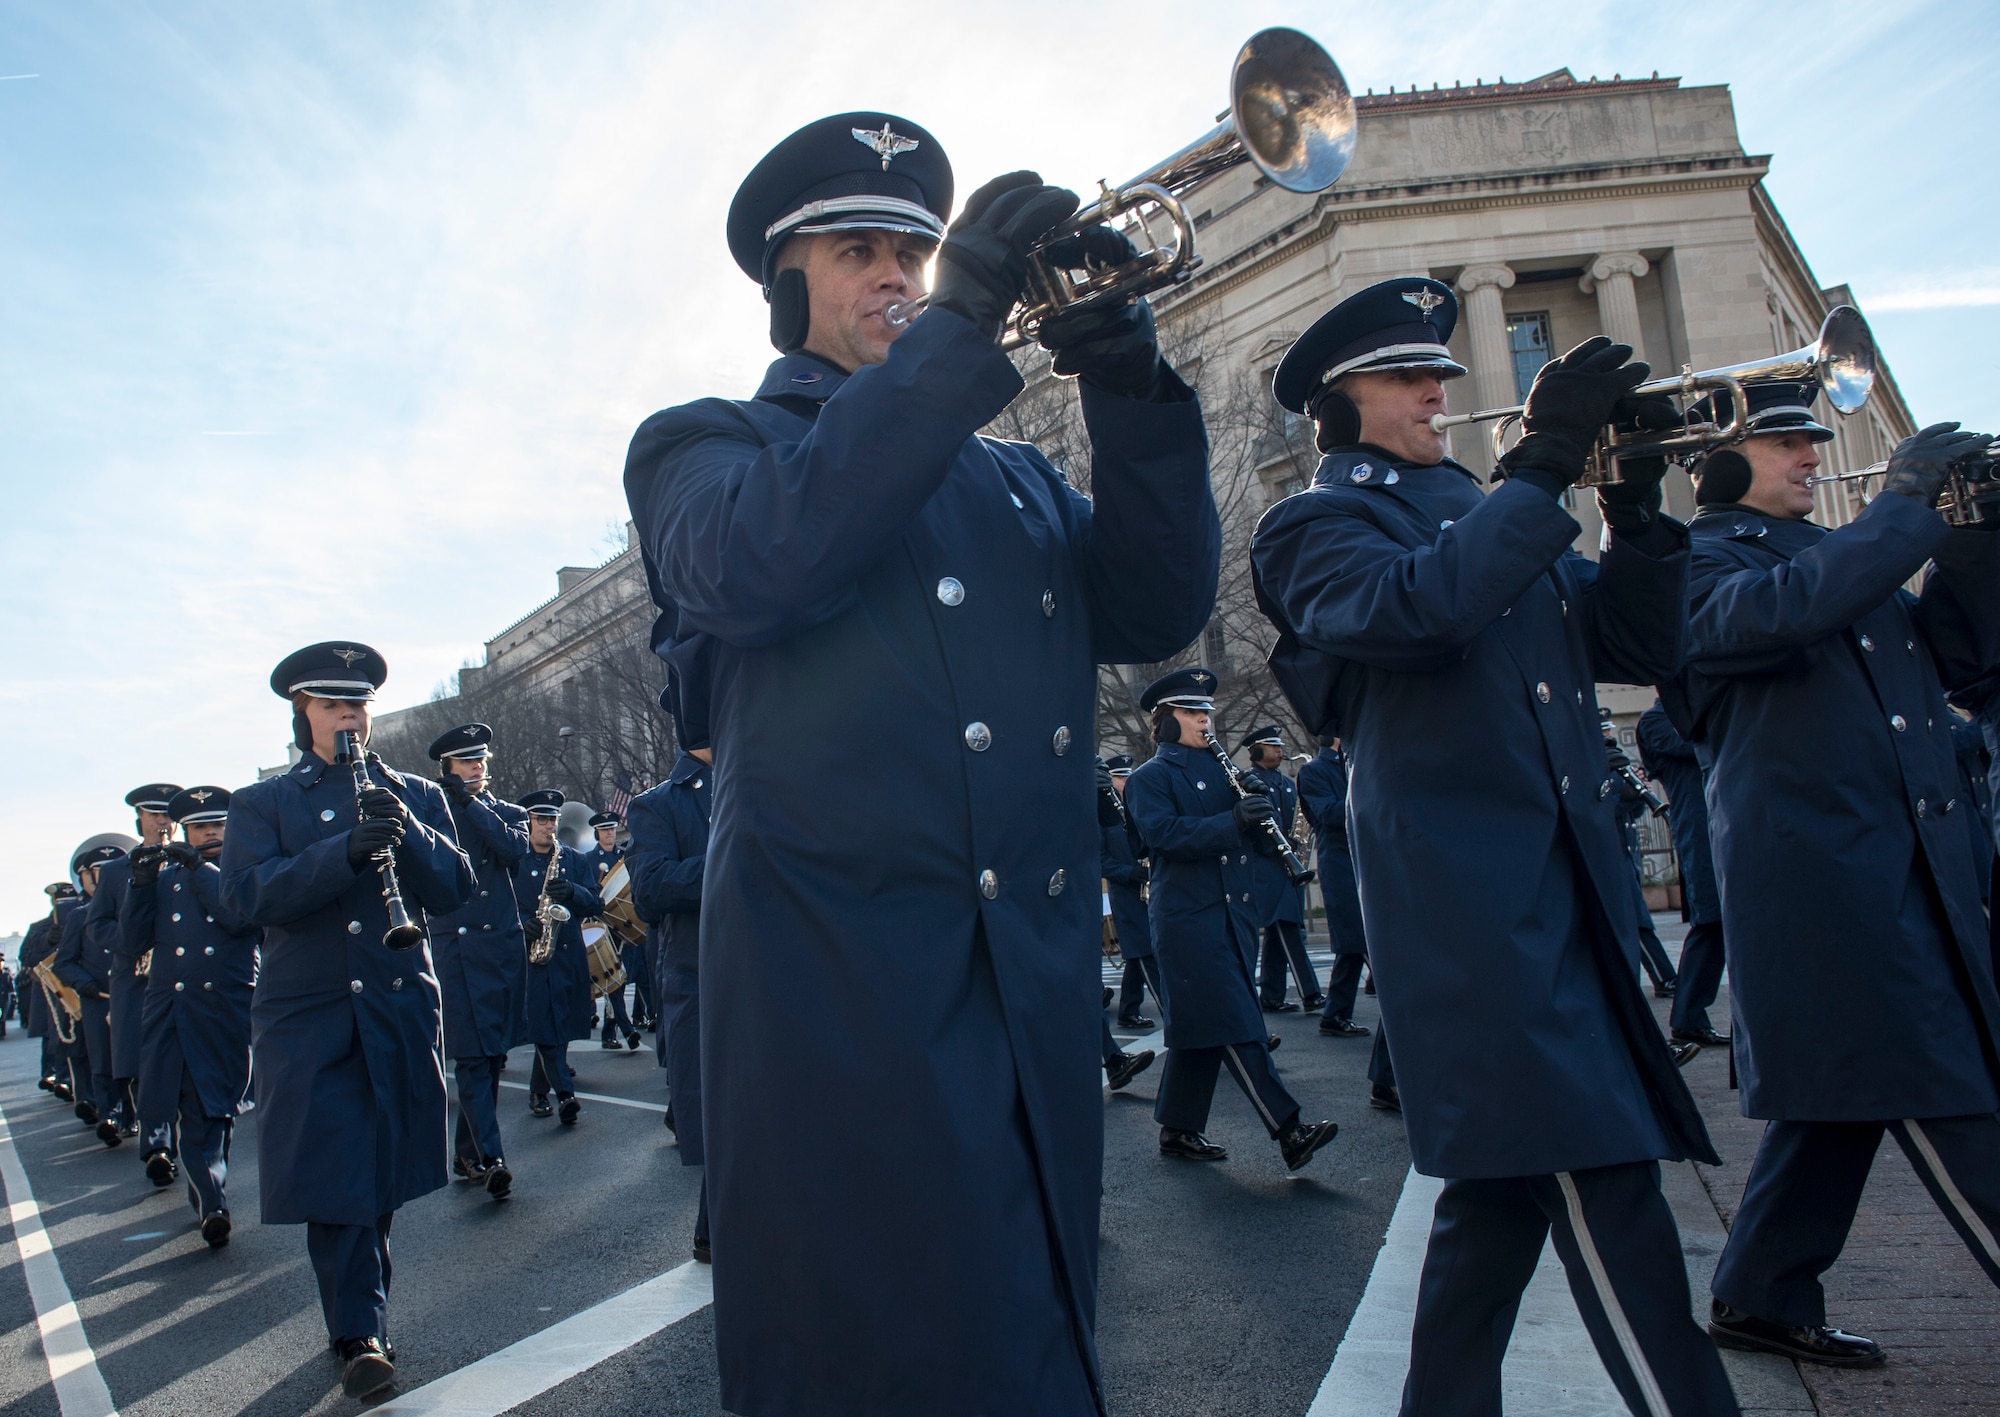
left=852, top=122, right=919, bottom=169
left=125, top=782, right=184, bottom=812
left=1139, top=667, right=1219, bottom=714
left=268, top=641, right=388, bottom=701
left=1274, top=276, right=1468, bottom=413
left=168, top=785, right=232, bottom=825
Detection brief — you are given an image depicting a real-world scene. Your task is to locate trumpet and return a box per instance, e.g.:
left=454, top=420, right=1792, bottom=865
left=334, top=730, right=425, bottom=951
left=1430, top=306, right=1878, bottom=485
left=886, top=27, right=1354, bottom=348
left=1201, top=731, right=1315, bottom=886
left=1806, top=443, right=2000, bottom=527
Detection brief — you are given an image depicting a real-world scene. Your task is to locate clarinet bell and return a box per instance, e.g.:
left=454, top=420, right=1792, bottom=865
left=383, top=903, right=425, bottom=952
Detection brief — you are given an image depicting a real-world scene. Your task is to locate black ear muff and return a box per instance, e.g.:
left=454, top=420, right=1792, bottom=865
left=1152, top=714, right=1180, bottom=746
left=292, top=710, right=313, bottom=752
left=1694, top=448, right=1753, bottom=505
left=768, top=268, right=810, bottom=353
left=1307, top=385, right=1360, bottom=452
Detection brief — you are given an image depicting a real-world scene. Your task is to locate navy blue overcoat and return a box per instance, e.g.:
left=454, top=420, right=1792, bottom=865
left=1098, top=817, right=1152, bottom=963
left=220, top=750, right=473, bottom=1226
left=511, top=845, right=600, bottom=1047
left=622, top=305, right=1216, bottom=1417
left=1297, top=747, right=1367, bottom=958
left=626, top=751, right=710, bottom=1160
left=122, top=858, right=258, bottom=1121
left=1675, top=495, right=2000, bottom=1120
left=431, top=791, right=530, bottom=1059
left=1245, top=763, right=1304, bottom=928
left=1125, top=743, right=1266, bottom=1050
left=19, top=916, right=54, bottom=1039
left=82, top=858, right=147, bottom=1078
left=1251, top=449, right=1715, bottom=1177
left=1635, top=701, right=1720, bottom=925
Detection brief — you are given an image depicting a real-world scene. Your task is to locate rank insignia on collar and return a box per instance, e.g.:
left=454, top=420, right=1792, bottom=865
left=333, top=647, right=365, bottom=666
left=1352, top=463, right=1373, bottom=483
left=188, top=788, right=214, bottom=803
left=792, top=371, right=823, bottom=384
left=1402, top=289, right=1445, bottom=317
left=852, top=122, right=919, bottom=169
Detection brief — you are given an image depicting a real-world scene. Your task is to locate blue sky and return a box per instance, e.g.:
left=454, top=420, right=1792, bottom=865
left=2, top=0, right=1995, bottom=931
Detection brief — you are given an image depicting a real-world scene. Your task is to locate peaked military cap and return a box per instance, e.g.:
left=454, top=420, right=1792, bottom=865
left=1140, top=667, right=1219, bottom=713
left=518, top=789, right=565, bottom=817
left=428, top=722, right=493, bottom=761
left=1104, top=754, right=1136, bottom=776
left=1274, top=276, right=1467, bottom=413
left=728, top=112, right=953, bottom=286
left=169, top=785, right=232, bottom=825
left=46, top=882, right=78, bottom=900
left=1236, top=724, right=1285, bottom=753
left=125, top=782, right=183, bottom=812
left=270, top=641, right=388, bottom=701
left=72, top=843, right=126, bottom=873
left=588, top=811, right=620, bottom=829
left=1686, top=379, right=1834, bottom=443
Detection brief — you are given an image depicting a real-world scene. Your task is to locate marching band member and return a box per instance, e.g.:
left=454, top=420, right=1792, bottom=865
left=21, top=884, right=77, bottom=1098
left=582, top=810, right=651, bottom=1033
left=620, top=108, right=1218, bottom=1414
left=1093, top=757, right=1156, bottom=1091
left=513, top=789, right=601, bottom=1125
left=1124, top=669, right=1338, bottom=1171
left=1250, top=277, right=1737, bottom=1415
left=626, top=658, right=714, bottom=1261
left=83, top=783, right=181, bottom=1144
left=1099, top=755, right=1160, bottom=1029
left=1672, top=390, right=2000, bottom=1364
left=122, top=786, right=257, bottom=1244
left=220, top=641, right=473, bottom=1399
left=427, top=722, right=530, bottom=1198
left=1240, top=725, right=1324, bottom=1013
left=54, top=841, right=132, bottom=1140
left=1634, top=699, right=1729, bottom=1047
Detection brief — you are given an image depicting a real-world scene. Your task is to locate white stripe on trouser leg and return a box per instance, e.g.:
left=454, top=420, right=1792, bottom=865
left=1901, top=1120, right=2000, bottom=1269
left=1554, top=1172, right=1673, bottom=1417
left=1223, top=1046, right=1281, bottom=1134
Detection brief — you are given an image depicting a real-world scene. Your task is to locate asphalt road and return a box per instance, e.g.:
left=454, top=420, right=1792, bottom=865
left=0, top=964, right=1406, bottom=1416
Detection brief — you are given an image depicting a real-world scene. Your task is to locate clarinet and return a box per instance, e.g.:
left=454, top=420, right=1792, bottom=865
left=1616, top=760, right=1670, bottom=818
left=335, top=730, right=425, bottom=950
left=1201, top=731, right=1315, bottom=885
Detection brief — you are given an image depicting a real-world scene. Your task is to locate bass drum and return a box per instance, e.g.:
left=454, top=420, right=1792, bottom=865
left=596, top=861, right=649, bottom=948
left=581, top=923, right=628, bottom=1000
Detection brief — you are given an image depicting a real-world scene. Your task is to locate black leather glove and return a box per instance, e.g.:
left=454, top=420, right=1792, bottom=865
left=1094, top=761, right=1123, bottom=827
left=128, top=845, right=166, bottom=888
left=1605, top=739, right=1633, bottom=773
left=1233, top=795, right=1276, bottom=834
left=1880, top=422, right=1995, bottom=507
left=524, top=916, right=545, bottom=945
left=1038, top=296, right=1168, bottom=401
left=346, top=816, right=404, bottom=869
left=1237, top=772, right=1271, bottom=798
left=76, top=980, right=102, bottom=1000
left=929, top=172, right=1079, bottom=341
left=440, top=773, right=472, bottom=805
left=1500, top=337, right=1651, bottom=497
left=546, top=875, right=576, bottom=905
left=358, top=785, right=410, bottom=825
left=46, top=917, right=63, bottom=949
left=1595, top=393, right=1680, bottom=532
left=163, top=842, right=201, bottom=872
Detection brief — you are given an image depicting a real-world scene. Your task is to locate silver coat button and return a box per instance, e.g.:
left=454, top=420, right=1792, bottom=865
left=173, top=883, right=181, bottom=892
left=1047, top=869, right=1066, bottom=896
left=1907, top=640, right=1916, bottom=652
left=1239, top=855, right=1247, bottom=866
left=1242, top=893, right=1252, bottom=903
left=978, top=870, right=998, bottom=900
left=1196, top=781, right=1206, bottom=790
left=391, top=978, right=403, bottom=991
left=1946, top=798, right=1958, bottom=813
left=1052, top=726, right=1071, bottom=756
left=347, top=921, right=362, bottom=934
left=458, top=926, right=468, bottom=935
left=174, top=982, right=185, bottom=992
left=175, top=947, right=185, bottom=957
left=483, top=924, right=492, bottom=931
left=1010, top=491, right=1024, bottom=509
left=937, top=577, right=965, bottom=606
left=1916, top=798, right=1927, bottom=817
left=350, top=980, right=363, bottom=993
left=1891, top=715, right=1907, bottom=732
left=1536, top=683, right=1551, bottom=703
left=1560, top=776, right=1571, bottom=794
left=204, top=946, right=214, bottom=956
left=1860, top=634, right=1875, bottom=651
left=321, top=809, right=337, bottom=822
left=171, top=912, right=181, bottom=922
left=1042, top=590, right=1056, bottom=617
left=1440, top=519, right=1454, bottom=529
left=964, top=722, right=992, bottom=751
left=1597, top=780, right=1612, bottom=799
left=203, top=981, right=213, bottom=991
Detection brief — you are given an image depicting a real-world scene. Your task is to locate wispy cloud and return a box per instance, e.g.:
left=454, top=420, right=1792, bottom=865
left=1863, top=281, right=2000, bottom=312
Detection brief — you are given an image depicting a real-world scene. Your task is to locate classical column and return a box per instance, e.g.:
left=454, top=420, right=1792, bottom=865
left=1581, top=252, right=1650, bottom=362
left=1455, top=263, right=1517, bottom=417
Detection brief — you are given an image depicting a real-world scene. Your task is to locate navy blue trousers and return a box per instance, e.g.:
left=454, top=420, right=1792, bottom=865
left=1636, top=927, right=1677, bottom=990
left=659, top=931, right=703, bottom=1167
left=530, top=1043, right=574, bottom=1096
left=1154, top=1040, right=1300, bottom=1138
left=1099, top=1017, right=1125, bottom=1067
left=1668, top=922, right=1726, bottom=1034
left=1712, top=1116, right=2000, bottom=1325
left=308, top=1211, right=393, bottom=1346
left=76, top=996, right=116, bottom=1117
left=1118, top=954, right=1165, bottom=1024
left=1403, top=1162, right=1738, bottom=1417
left=624, top=941, right=653, bottom=1022
left=1258, top=919, right=1321, bottom=1006
left=599, top=984, right=634, bottom=1037
left=1369, top=1026, right=1396, bottom=1090
left=141, top=1065, right=231, bottom=1217
left=453, top=1055, right=506, bottom=1164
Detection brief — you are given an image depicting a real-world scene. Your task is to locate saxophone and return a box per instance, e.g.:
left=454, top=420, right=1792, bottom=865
left=528, top=847, right=570, bottom=966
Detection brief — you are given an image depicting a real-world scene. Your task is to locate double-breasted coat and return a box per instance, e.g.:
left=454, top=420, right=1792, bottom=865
left=1098, top=816, right=1152, bottom=964
left=1125, top=744, right=1267, bottom=1050
left=1674, top=495, right=2000, bottom=1120
left=1296, top=746, right=1367, bottom=959
left=82, top=857, right=147, bottom=1078
left=219, top=750, right=472, bottom=1226
left=626, top=751, right=711, bottom=1161
left=20, top=915, right=55, bottom=1040
left=622, top=305, right=1217, bottom=1416
left=511, top=845, right=600, bottom=1048
left=1245, top=763, right=1304, bottom=929
left=122, top=858, right=259, bottom=1121
left=1635, top=701, right=1720, bottom=927
left=1252, top=450, right=1716, bottom=1178
left=53, top=882, right=116, bottom=1088
left=430, top=791, right=530, bottom=1059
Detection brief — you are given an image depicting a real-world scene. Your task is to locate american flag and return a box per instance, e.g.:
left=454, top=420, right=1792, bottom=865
left=606, top=768, right=635, bottom=821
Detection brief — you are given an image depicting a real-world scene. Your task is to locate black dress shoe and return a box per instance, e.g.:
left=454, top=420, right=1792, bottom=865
left=1368, top=1083, right=1402, bottom=1112
left=339, top=1336, right=396, bottom=1398
left=485, top=1161, right=513, bottom=1199
left=1115, top=1015, right=1156, bottom=1031
left=145, top=1150, right=177, bottom=1187
left=601, top=1033, right=624, bottom=1050
left=96, top=1118, right=122, bottom=1147
left=1159, top=1129, right=1227, bottom=1162
left=692, top=1235, right=712, bottom=1264
left=663, top=1104, right=677, bottom=1135
left=1301, top=996, right=1327, bottom=1011
left=1262, top=1000, right=1302, bottom=1013
left=1653, top=980, right=1678, bottom=999
left=1361, top=973, right=1375, bottom=996
left=1105, top=1050, right=1155, bottom=1091
left=200, top=1210, right=232, bottom=1248
left=329, top=1336, right=396, bottom=1362
left=1280, top=1119, right=1339, bottom=1171
left=452, top=1155, right=475, bottom=1181
left=52, top=1080, right=73, bottom=1103
left=118, top=1121, right=139, bottom=1138
left=558, top=1094, right=581, bottom=1126
left=1671, top=1025, right=1730, bottom=1047
left=624, top=1030, right=643, bottom=1050
left=1672, top=1042, right=1702, bottom=1068
left=1267, top=1034, right=1282, bottom=1052
left=1101, top=987, right=1113, bottom=1010
left=529, top=1094, right=554, bottom=1118
left=1708, top=1302, right=1883, bottom=1367
left=1318, top=1018, right=1371, bottom=1038
left=37, top=1075, right=53, bottom=1093
left=75, top=1099, right=98, bottom=1125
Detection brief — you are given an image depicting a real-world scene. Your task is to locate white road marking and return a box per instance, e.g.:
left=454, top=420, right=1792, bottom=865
left=1306, top=1167, right=1625, bottom=1416
left=0, top=1096, right=121, bottom=1417
left=371, top=1260, right=712, bottom=1416
left=496, top=1079, right=670, bottom=1114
